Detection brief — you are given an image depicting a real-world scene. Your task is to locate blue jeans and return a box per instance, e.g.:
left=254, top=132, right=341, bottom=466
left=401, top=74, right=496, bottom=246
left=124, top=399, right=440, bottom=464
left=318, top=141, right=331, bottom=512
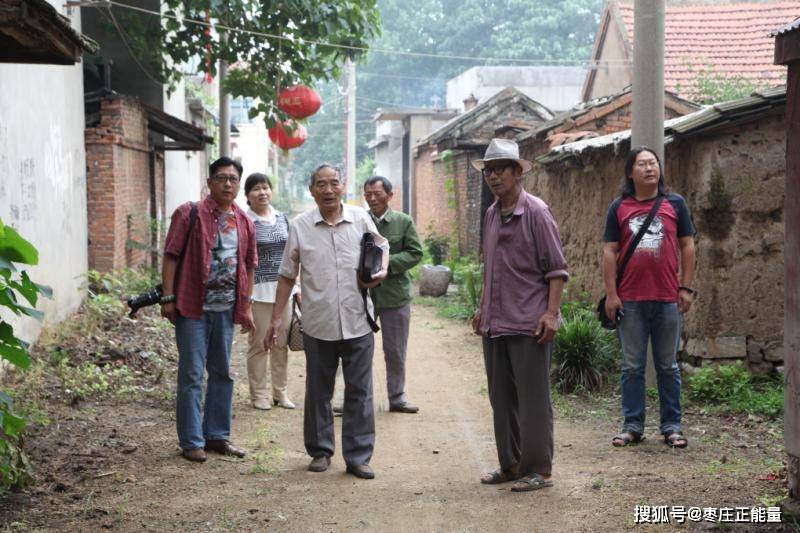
left=175, top=310, right=235, bottom=451
left=618, top=301, right=682, bottom=436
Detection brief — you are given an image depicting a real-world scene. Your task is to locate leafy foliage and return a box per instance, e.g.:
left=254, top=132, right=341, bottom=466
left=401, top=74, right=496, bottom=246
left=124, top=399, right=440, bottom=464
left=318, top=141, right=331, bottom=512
left=551, top=301, right=621, bottom=393
left=682, top=64, right=781, bottom=104
left=686, top=361, right=783, bottom=419
left=165, top=1, right=379, bottom=126
left=0, top=218, right=51, bottom=493
left=424, top=232, right=449, bottom=266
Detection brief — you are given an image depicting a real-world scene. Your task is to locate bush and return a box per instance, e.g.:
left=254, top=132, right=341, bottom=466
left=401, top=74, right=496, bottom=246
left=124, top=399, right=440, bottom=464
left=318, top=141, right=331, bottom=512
left=551, top=302, right=621, bottom=393
left=686, top=361, right=783, bottom=419
left=423, top=233, right=449, bottom=266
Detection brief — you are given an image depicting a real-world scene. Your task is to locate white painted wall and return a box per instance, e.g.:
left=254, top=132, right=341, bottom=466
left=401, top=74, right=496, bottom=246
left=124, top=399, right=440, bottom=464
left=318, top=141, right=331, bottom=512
left=0, top=4, right=88, bottom=344
left=231, top=121, right=271, bottom=210
left=447, top=66, right=587, bottom=113
left=164, top=82, right=207, bottom=217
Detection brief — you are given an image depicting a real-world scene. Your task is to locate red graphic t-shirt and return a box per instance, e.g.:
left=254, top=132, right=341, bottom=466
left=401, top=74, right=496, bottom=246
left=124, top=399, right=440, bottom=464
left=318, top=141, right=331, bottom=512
left=602, top=193, right=695, bottom=302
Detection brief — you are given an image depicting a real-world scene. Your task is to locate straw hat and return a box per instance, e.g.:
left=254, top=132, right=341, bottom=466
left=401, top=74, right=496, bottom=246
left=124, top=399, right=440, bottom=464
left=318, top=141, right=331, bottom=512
left=471, top=138, right=532, bottom=174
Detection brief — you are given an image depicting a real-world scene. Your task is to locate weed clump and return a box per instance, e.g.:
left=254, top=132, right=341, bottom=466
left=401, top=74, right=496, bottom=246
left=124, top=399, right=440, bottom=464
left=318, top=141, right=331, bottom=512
left=686, top=361, right=783, bottom=419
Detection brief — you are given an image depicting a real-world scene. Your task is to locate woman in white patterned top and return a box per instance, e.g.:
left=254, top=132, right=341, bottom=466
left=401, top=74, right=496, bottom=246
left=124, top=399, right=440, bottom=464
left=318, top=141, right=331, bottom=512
left=244, top=173, right=295, bottom=410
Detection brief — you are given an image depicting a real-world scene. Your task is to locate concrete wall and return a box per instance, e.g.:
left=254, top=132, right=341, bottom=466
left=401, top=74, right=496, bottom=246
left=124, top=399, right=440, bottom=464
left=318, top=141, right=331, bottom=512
left=447, top=66, right=585, bottom=113
left=0, top=5, right=88, bottom=344
left=585, top=16, right=631, bottom=101
left=522, top=112, right=786, bottom=368
left=164, top=82, right=207, bottom=217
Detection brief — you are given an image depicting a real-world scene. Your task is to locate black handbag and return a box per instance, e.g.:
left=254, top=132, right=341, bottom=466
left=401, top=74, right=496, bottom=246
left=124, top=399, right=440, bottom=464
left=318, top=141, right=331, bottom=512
left=358, top=232, right=382, bottom=332
left=598, top=196, right=664, bottom=330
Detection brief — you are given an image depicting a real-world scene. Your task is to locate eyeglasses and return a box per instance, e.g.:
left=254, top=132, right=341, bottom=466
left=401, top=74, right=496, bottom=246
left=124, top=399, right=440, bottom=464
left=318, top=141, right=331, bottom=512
left=211, top=174, right=241, bottom=184
left=482, top=163, right=514, bottom=177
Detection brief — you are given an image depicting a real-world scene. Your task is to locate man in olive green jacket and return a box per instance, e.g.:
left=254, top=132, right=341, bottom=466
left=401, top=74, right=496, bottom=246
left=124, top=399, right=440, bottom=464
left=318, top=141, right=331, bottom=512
left=364, top=176, right=423, bottom=413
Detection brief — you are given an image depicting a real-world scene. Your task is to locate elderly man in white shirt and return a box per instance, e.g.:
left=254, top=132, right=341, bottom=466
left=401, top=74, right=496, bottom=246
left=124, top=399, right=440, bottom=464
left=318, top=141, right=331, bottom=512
left=266, top=163, right=388, bottom=480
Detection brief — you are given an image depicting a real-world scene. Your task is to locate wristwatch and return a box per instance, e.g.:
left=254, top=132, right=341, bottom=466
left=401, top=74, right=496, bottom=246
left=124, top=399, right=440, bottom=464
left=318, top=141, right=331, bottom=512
left=160, top=294, right=176, bottom=304
left=678, top=286, right=696, bottom=295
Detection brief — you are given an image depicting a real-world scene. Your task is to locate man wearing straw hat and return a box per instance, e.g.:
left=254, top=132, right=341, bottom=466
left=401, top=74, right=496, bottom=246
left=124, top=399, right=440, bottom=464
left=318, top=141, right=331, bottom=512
left=472, top=138, right=568, bottom=492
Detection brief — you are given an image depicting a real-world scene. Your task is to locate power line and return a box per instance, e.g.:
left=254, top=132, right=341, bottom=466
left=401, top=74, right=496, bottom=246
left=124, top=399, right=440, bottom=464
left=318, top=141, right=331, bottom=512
left=103, top=1, right=631, bottom=67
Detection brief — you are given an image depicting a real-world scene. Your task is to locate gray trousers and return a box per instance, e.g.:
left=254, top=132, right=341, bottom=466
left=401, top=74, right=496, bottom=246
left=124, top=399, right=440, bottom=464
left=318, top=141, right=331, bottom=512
left=483, top=335, right=553, bottom=477
left=303, top=333, right=375, bottom=467
left=376, top=304, right=411, bottom=406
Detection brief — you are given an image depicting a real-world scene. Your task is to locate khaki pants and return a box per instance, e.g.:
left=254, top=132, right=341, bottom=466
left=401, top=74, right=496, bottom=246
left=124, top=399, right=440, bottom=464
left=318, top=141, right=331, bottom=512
left=246, top=301, right=293, bottom=402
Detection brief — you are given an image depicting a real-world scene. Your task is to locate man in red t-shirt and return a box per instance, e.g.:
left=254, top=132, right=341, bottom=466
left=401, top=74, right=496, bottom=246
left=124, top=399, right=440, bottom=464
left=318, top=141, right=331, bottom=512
left=602, top=146, right=696, bottom=449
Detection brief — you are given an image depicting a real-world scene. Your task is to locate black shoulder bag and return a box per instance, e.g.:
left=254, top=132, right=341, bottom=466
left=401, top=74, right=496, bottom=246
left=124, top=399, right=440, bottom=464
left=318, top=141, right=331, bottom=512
left=358, top=232, right=383, bottom=333
left=127, top=202, right=198, bottom=317
left=597, top=196, right=664, bottom=330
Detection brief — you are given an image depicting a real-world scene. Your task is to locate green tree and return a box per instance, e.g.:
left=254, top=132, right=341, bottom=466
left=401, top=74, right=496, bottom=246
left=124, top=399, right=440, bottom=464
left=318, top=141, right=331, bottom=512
left=0, top=219, right=51, bottom=492
left=107, top=0, right=381, bottom=126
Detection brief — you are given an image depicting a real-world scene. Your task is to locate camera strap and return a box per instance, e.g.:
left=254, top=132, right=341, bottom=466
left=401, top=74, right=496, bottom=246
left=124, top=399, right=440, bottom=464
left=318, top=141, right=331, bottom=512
left=616, top=195, right=663, bottom=285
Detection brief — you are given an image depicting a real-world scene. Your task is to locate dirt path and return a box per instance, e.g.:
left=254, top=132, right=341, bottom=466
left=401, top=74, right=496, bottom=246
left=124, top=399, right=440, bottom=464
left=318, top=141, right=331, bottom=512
left=2, top=303, right=791, bottom=531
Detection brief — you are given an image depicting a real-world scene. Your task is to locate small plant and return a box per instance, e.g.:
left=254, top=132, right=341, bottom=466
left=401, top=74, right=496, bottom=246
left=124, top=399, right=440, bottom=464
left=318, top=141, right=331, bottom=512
left=424, top=232, right=449, bottom=266
left=686, top=361, right=783, bottom=419
left=551, top=303, right=621, bottom=393
left=0, top=218, right=52, bottom=493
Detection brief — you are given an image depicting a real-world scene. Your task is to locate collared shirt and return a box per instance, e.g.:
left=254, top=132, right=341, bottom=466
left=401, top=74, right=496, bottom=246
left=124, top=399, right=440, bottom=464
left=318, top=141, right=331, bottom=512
left=279, top=203, right=389, bottom=341
left=164, top=196, right=257, bottom=324
left=478, top=191, right=569, bottom=338
left=368, top=208, right=423, bottom=309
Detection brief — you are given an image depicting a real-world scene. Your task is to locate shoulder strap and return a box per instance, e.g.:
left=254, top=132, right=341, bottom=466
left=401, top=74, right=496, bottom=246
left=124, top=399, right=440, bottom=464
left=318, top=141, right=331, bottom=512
left=174, top=202, right=198, bottom=294
left=616, top=195, right=664, bottom=285
left=361, top=288, right=380, bottom=333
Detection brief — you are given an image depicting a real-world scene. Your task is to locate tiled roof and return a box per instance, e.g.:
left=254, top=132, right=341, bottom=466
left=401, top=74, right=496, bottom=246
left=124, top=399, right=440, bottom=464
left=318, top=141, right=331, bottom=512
left=616, top=1, right=796, bottom=97
left=538, top=85, right=786, bottom=165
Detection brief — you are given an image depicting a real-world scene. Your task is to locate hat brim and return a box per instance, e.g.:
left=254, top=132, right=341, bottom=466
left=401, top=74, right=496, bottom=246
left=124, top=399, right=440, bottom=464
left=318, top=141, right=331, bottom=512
left=471, top=156, right=533, bottom=175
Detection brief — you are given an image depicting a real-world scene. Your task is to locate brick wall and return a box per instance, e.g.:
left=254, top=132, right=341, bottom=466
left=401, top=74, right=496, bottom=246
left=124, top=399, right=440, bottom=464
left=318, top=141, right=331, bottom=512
left=413, top=145, right=456, bottom=242
left=86, top=96, right=163, bottom=273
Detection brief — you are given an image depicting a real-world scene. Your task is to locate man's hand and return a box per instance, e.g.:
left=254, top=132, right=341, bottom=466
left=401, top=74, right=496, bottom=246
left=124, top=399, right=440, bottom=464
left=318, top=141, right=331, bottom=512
left=678, top=289, right=694, bottom=313
left=161, top=302, right=177, bottom=325
left=471, top=311, right=482, bottom=336
left=535, top=311, right=560, bottom=344
left=357, top=269, right=388, bottom=290
left=240, top=306, right=256, bottom=333
left=604, top=294, right=623, bottom=325
left=264, top=318, right=282, bottom=350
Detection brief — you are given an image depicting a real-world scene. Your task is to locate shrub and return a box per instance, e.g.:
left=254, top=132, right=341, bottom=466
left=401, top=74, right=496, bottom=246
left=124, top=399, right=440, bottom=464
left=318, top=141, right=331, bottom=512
left=551, top=303, right=621, bottom=393
left=686, top=361, right=783, bottom=419
left=423, top=233, right=449, bottom=266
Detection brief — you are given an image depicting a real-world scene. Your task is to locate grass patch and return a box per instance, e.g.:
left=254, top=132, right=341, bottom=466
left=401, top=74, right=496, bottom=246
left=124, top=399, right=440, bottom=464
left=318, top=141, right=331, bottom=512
left=685, top=361, right=783, bottom=419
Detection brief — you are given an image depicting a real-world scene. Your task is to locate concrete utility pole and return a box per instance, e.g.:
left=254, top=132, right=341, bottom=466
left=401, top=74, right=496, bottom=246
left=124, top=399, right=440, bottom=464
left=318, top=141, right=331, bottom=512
left=631, top=0, right=665, bottom=387
left=345, top=58, right=357, bottom=201
left=218, top=33, right=230, bottom=158
left=631, top=0, right=665, bottom=161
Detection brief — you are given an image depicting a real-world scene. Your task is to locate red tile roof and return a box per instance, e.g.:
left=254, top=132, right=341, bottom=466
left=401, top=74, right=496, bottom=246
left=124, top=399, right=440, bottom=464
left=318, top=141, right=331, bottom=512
left=616, top=1, right=797, bottom=97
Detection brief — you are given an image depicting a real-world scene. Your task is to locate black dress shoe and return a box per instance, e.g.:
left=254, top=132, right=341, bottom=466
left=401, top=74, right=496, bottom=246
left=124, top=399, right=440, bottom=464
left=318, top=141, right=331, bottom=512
left=389, top=402, right=419, bottom=414
left=309, top=456, right=331, bottom=472
left=346, top=464, right=375, bottom=479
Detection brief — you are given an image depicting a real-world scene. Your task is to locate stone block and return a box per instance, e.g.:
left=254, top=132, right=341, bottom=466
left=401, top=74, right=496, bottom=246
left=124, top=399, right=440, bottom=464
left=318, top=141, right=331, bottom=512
left=747, top=339, right=765, bottom=363
left=687, top=336, right=747, bottom=359
left=419, top=265, right=453, bottom=297
left=765, top=343, right=784, bottom=362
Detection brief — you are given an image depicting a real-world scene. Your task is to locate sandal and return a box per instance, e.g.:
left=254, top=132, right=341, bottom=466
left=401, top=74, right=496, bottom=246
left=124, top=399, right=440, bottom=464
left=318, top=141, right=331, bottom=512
left=510, top=473, right=553, bottom=492
left=480, top=468, right=522, bottom=485
left=612, top=431, right=645, bottom=447
left=664, top=431, right=688, bottom=448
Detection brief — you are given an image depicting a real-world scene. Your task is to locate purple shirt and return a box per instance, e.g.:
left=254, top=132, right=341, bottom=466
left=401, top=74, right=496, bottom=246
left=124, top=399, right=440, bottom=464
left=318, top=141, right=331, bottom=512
left=478, top=191, right=569, bottom=338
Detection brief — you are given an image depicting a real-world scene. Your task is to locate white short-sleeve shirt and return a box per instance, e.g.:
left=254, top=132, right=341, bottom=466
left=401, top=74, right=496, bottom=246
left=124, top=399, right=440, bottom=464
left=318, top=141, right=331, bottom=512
left=279, top=203, right=389, bottom=341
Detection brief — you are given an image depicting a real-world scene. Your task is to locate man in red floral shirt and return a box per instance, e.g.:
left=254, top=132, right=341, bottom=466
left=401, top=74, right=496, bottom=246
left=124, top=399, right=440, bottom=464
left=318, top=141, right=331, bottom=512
left=161, top=156, right=257, bottom=463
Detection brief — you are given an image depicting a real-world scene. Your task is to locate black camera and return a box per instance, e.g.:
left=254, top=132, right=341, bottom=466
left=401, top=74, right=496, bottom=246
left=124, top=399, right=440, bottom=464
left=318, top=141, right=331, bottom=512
left=127, top=284, right=163, bottom=318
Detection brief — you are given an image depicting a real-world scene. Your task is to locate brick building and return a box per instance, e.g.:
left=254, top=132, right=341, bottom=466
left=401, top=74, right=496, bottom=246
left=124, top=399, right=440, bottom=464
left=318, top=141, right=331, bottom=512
left=413, top=87, right=553, bottom=256
left=85, top=93, right=211, bottom=272
left=517, top=87, right=699, bottom=172
left=584, top=1, right=798, bottom=101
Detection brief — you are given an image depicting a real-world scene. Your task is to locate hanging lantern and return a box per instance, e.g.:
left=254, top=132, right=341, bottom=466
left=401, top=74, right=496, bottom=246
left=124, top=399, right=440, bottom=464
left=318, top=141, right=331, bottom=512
left=268, top=121, right=307, bottom=150
left=277, top=85, right=322, bottom=119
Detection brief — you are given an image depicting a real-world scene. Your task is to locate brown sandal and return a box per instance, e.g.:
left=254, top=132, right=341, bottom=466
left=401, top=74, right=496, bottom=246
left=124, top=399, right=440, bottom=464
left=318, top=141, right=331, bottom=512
left=612, top=431, right=645, bottom=447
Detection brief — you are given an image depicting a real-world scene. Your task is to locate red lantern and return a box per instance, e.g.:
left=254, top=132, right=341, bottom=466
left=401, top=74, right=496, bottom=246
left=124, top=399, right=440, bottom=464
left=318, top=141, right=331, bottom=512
left=268, top=121, right=307, bottom=150
left=277, top=85, right=322, bottom=119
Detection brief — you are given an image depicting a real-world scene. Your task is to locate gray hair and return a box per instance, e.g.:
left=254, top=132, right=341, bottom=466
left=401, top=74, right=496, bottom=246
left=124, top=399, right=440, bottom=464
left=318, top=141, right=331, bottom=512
left=309, top=163, right=343, bottom=187
left=363, top=175, right=393, bottom=193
